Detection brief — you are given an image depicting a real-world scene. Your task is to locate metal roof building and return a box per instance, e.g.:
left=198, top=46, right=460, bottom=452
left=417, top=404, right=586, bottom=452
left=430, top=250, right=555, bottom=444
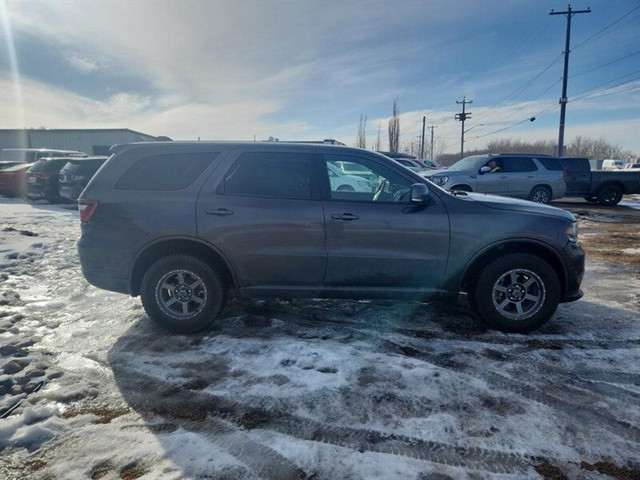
left=0, top=129, right=161, bottom=156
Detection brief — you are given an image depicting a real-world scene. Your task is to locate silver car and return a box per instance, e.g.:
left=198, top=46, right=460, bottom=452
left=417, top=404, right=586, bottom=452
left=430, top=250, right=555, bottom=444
left=422, top=154, right=566, bottom=203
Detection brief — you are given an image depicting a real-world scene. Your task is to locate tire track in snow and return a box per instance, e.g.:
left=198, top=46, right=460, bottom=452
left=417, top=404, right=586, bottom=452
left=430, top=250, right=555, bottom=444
left=110, top=364, right=539, bottom=475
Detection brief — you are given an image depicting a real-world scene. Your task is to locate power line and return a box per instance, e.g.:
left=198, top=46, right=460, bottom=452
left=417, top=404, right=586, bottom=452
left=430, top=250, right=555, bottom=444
left=473, top=54, right=563, bottom=122
left=571, top=49, right=640, bottom=78
left=471, top=102, right=558, bottom=140
left=571, top=69, right=640, bottom=97
left=572, top=4, right=640, bottom=51
left=569, top=76, right=640, bottom=103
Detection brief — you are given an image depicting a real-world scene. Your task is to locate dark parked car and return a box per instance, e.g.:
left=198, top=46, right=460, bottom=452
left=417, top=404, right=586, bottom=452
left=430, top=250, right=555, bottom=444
left=26, top=157, right=79, bottom=202
left=78, top=142, right=584, bottom=334
left=59, top=156, right=108, bottom=202
left=559, top=157, right=640, bottom=205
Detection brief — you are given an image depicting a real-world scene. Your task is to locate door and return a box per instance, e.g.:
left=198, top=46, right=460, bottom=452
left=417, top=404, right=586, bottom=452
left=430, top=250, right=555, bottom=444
left=475, top=158, right=509, bottom=195
left=197, top=150, right=326, bottom=287
left=501, top=157, right=538, bottom=198
left=560, top=158, right=590, bottom=195
left=321, top=154, right=450, bottom=288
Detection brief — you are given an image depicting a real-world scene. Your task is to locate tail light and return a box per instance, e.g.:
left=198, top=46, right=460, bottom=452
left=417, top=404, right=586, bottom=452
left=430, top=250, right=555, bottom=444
left=35, top=171, right=55, bottom=179
left=78, top=199, right=99, bottom=223
left=563, top=171, right=568, bottom=182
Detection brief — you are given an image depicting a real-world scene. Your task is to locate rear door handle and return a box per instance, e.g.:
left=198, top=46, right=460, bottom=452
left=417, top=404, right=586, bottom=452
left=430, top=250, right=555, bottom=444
left=500, top=175, right=508, bottom=179
left=205, top=208, right=233, bottom=216
left=331, top=213, right=359, bottom=221
left=527, top=175, right=535, bottom=178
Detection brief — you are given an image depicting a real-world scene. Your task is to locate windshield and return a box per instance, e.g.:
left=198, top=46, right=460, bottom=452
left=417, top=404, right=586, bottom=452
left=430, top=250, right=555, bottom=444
left=447, top=155, right=489, bottom=171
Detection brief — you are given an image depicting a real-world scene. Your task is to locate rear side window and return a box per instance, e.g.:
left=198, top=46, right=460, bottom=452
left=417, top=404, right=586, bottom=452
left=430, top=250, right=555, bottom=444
left=559, top=158, right=589, bottom=171
left=537, top=157, right=564, bottom=171
left=502, top=157, right=537, bottom=172
left=115, top=152, right=217, bottom=190
left=222, top=152, right=311, bottom=200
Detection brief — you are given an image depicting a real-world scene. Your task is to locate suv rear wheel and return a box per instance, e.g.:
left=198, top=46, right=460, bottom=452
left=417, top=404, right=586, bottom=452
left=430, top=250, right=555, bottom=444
left=141, top=254, right=224, bottom=333
left=529, top=186, right=551, bottom=204
left=471, top=253, right=560, bottom=333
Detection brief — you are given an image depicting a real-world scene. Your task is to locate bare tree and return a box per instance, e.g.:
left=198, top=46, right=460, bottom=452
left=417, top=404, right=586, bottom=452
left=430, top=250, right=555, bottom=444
left=432, top=138, right=448, bottom=161
left=388, top=99, right=400, bottom=153
left=566, top=136, right=632, bottom=159
left=374, top=122, right=382, bottom=151
left=356, top=115, right=367, bottom=149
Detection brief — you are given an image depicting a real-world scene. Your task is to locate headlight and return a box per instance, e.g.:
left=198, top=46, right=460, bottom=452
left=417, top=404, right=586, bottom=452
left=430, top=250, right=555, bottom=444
left=357, top=179, right=368, bottom=187
left=565, top=223, right=578, bottom=242
left=431, top=176, right=448, bottom=186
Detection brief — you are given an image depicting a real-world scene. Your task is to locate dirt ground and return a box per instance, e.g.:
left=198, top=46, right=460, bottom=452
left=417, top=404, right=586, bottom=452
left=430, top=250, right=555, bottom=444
left=555, top=198, right=640, bottom=270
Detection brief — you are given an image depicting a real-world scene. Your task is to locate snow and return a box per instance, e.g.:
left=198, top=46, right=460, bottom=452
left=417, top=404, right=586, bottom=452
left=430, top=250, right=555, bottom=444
left=1, top=196, right=639, bottom=479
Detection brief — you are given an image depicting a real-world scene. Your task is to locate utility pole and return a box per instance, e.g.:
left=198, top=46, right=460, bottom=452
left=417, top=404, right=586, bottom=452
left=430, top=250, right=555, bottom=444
left=420, top=116, right=426, bottom=158
left=550, top=4, right=591, bottom=157
left=455, top=97, right=472, bottom=159
left=429, top=125, right=436, bottom=160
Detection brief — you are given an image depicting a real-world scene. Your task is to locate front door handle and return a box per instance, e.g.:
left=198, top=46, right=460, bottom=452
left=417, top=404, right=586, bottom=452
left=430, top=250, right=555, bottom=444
left=500, top=175, right=508, bottom=179
left=331, top=213, right=359, bottom=221
left=527, top=175, right=535, bottom=178
left=206, top=208, right=233, bottom=216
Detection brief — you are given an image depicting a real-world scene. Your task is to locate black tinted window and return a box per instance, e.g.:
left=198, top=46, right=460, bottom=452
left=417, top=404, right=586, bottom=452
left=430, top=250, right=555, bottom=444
left=502, top=157, right=537, bottom=172
left=559, top=158, right=589, bottom=171
left=116, top=152, right=217, bottom=190
left=223, top=152, right=311, bottom=200
left=537, top=157, right=564, bottom=171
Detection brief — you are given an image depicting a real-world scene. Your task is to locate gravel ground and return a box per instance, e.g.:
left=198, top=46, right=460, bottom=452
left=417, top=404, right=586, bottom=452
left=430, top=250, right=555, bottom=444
left=0, top=196, right=639, bottom=480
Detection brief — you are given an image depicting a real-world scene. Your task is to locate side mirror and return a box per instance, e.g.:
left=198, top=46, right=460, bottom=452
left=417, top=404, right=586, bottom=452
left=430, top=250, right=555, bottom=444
left=479, top=166, right=491, bottom=175
left=410, top=183, right=431, bottom=204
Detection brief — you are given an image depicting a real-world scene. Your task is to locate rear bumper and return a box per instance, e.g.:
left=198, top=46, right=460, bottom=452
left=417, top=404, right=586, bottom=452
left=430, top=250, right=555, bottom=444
left=77, top=235, right=130, bottom=295
left=560, top=241, right=585, bottom=303
left=60, top=184, right=83, bottom=201
left=26, top=184, right=45, bottom=199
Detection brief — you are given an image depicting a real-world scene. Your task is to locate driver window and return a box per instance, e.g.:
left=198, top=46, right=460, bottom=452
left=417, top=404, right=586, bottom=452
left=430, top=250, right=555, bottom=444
left=324, top=155, right=412, bottom=203
left=484, top=158, right=503, bottom=173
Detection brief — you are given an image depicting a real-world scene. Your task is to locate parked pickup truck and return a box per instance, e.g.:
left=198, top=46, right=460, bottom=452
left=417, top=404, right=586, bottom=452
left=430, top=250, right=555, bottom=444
left=559, top=157, right=640, bottom=206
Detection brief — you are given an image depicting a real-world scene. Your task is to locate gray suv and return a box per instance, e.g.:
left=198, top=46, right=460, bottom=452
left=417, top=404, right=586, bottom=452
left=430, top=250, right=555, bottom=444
left=78, top=142, right=584, bottom=334
left=423, top=154, right=567, bottom=204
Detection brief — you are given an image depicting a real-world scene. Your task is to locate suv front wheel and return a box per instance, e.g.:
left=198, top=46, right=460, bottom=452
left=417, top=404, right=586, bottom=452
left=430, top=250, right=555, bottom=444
left=141, top=255, right=224, bottom=333
left=471, top=253, right=561, bottom=333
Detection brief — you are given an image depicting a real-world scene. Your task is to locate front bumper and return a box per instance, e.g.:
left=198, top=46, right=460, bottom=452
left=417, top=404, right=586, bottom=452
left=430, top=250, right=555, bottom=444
left=560, top=241, right=585, bottom=303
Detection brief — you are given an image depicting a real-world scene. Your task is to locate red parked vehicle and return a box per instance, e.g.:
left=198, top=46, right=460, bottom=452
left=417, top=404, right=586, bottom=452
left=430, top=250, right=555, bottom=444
left=0, top=164, right=31, bottom=197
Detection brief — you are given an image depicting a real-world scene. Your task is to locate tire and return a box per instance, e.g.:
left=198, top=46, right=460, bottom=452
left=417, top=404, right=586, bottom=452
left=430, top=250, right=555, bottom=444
left=583, top=196, right=597, bottom=203
left=337, top=184, right=355, bottom=192
left=140, top=254, right=224, bottom=333
left=529, top=186, right=551, bottom=204
left=597, top=185, right=623, bottom=206
left=451, top=185, right=472, bottom=192
left=471, top=253, right=561, bottom=333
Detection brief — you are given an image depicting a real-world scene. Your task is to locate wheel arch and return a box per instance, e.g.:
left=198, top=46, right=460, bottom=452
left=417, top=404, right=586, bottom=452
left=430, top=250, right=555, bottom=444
left=529, top=183, right=552, bottom=195
left=459, top=239, right=567, bottom=297
left=596, top=181, right=625, bottom=194
left=129, top=237, right=237, bottom=297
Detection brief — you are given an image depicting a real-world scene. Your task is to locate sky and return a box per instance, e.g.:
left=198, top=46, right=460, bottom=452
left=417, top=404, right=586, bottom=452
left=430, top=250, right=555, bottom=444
left=1, top=0, right=639, bottom=155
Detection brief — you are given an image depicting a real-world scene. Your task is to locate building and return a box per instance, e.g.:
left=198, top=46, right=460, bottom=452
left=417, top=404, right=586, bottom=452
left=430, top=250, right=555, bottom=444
left=0, top=129, right=162, bottom=156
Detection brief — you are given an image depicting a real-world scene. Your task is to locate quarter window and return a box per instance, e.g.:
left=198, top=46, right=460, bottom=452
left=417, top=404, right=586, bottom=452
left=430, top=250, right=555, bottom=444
left=222, top=152, right=311, bottom=200
left=115, top=152, right=217, bottom=190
